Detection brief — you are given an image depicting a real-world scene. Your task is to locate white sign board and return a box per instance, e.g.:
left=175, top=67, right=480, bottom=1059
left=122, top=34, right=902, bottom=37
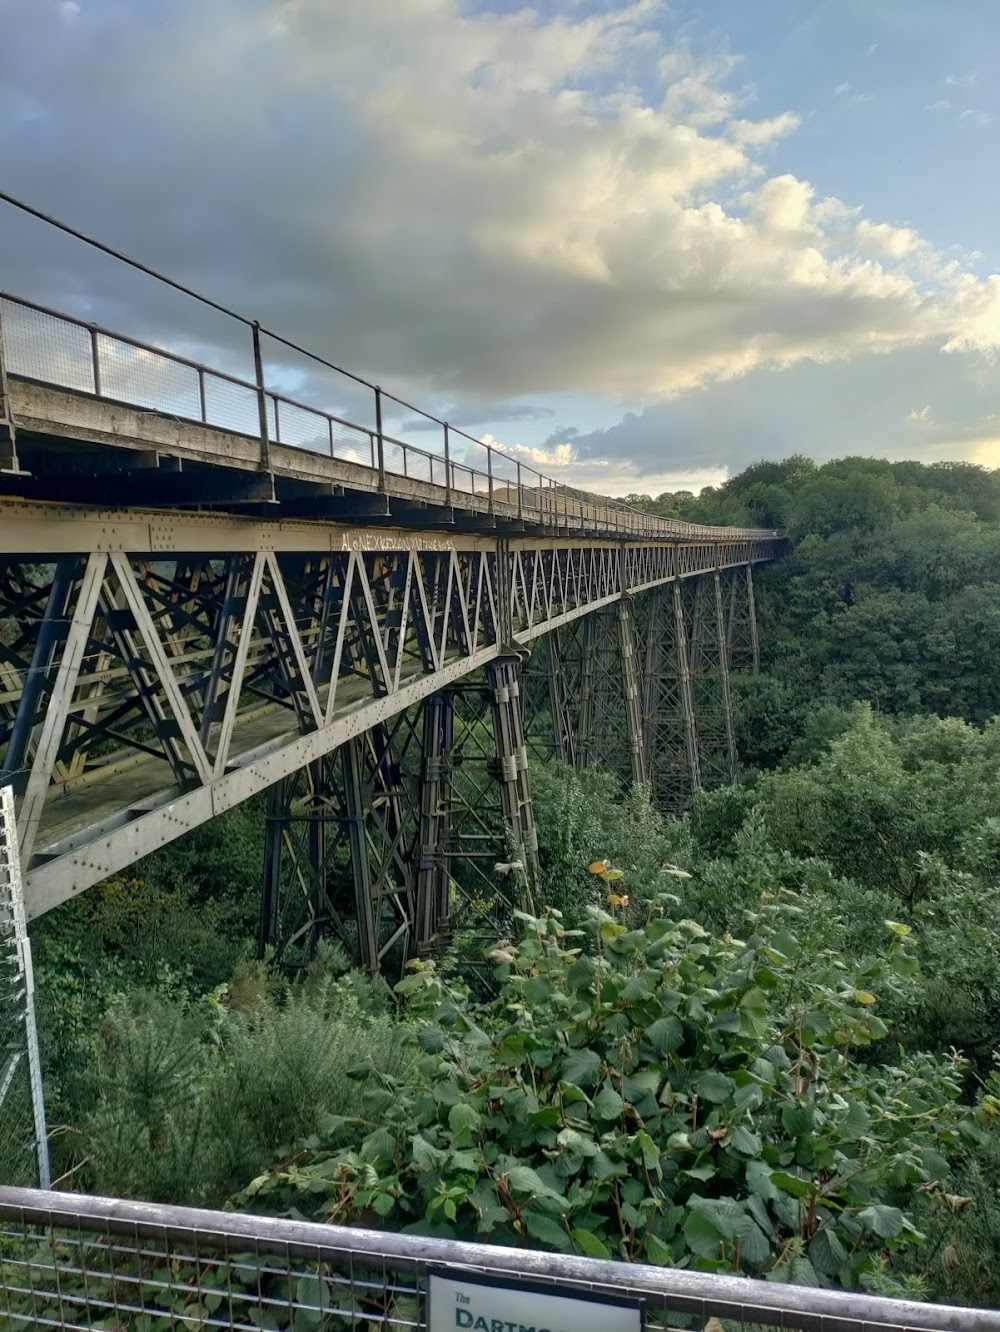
left=428, top=1268, right=643, bottom=1332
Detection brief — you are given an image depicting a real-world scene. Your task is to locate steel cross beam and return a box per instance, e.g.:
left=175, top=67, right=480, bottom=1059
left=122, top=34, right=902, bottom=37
left=0, top=500, right=781, bottom=922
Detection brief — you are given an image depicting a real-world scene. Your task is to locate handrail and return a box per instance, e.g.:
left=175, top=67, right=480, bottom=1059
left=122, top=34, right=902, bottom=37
left=0, top=1186, right=993, bottom=1332
left=0, top=289, right=780, bottom=543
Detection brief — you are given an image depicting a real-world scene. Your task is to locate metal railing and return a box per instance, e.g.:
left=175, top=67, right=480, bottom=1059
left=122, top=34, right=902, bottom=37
left=0, top=1187, right=995, bottom=1332
left=0, top=290, right=779, bottom=544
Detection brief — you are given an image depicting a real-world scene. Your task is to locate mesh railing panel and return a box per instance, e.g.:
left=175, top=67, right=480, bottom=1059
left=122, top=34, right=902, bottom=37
left=0, top=299, right=95, bottom=393
left=273, top=398, right=331, bottom=453
left=330, top=419, right=373, bottom=465
left=0, top=1189, right=995, bottom=1332
left=203, top=373, right=261, bottom=437
left=96, top=332, right=202, bottom=419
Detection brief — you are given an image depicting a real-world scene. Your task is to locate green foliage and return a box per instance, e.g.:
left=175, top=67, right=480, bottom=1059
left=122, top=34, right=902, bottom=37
left=71, top=951, right=409, bottom=1207
left=658, top=456, right=1000, bottom=753
left=529, top=761, right=679, bottom=925
left=239, top=894, right=973, bottom=1288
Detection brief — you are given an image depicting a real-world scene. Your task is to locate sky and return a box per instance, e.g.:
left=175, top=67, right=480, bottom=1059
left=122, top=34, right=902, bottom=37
left=3, top=0, right=1000, bottom=496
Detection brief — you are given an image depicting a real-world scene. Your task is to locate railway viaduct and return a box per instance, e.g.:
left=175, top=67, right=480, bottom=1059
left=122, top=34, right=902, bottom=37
left=0, top=289, right=783, bottom=972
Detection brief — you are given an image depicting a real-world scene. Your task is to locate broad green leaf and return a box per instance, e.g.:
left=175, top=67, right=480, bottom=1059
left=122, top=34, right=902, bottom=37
left=729, top=1125, right=762, bottom=1158
left=418, top=1028, right=445, bottom=1054
left=840, top=1101, right=870, bottom=1142
left=592, top=1083, right=625, bottom=1121
left=448, top=1103, right=480, bottom=1136
left=646, top=1015, right=684, bottom=1055
left=857, top=1204, right=905, bottom=1238
left=571, top=1227, right=612, bottom=1259
left=506, top=1165, right=565, bottom=1202
left=524, top=1211, right=572, bottom=1251
left=739, top=1219, right=771, bottom=1267
left=683, top=1208, right=727, bottom=1258
left=694, top=1071, right=734, bottom=1103
left=644, top=1233, right=674, bottom=1267
left=745, top=1160, right=776, bottom=1200
left=781, top=1105, right=815, bottom=1137
left=411, top=1135, right=445, bottom=1169
left=561, top=1047, right=603, bottom=1088
left=809, top=1226, right=848, bottom=1275
left=771, top=1171, right=813, bottom=1200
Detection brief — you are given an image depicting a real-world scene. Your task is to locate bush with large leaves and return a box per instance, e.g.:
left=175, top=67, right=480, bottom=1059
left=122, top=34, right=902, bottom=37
left=241, top=892, right=977, bottom=1287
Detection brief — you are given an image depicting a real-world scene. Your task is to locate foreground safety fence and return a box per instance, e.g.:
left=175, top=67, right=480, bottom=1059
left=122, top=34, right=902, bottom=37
left=0, top=1188, right=997, bottom=1332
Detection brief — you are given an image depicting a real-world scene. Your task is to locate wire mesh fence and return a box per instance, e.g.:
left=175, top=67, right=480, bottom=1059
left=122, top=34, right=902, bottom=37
left=0, top=1187, right=995, bottom=1332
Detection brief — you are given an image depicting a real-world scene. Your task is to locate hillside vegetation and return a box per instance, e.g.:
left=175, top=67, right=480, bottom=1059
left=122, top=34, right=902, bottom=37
left=24, top=455, right=1000, bottom=1311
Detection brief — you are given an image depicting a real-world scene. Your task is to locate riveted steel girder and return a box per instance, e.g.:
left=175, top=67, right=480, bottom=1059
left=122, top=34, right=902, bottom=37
left=0, top=502, right=780, bottom=919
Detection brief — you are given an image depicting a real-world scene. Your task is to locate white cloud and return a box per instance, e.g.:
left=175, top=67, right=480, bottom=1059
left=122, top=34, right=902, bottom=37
left=833, top=82, right=852, bottom=97
left=728, top=112, right=800, bottom=147
left=908, top=405, right=933, bottom=424
left=0, top=0, right=998, bottom=423
left=946, top=71, right=976, bottom=87
left=925, top=99, right=951, bottom=112
left=865, top=43, right=878, bottom=56
left=481, top=433, right=581, bottom=471
left=960, top=108, right=994, bottom=126
left=855, top=219, right=920, bottom=259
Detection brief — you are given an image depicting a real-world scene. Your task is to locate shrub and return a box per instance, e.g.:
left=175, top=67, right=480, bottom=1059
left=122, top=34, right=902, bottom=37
left=240, top=891, right=977, bottom=1287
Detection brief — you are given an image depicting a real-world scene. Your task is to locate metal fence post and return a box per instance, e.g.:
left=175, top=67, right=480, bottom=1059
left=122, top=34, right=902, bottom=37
left=375, top=387, right=386, bottom=491
left=251, top=321, right=271, bottom=471
left=0, top=305, right=20, bottom=473
left=443, top=423, right=452, bottom=508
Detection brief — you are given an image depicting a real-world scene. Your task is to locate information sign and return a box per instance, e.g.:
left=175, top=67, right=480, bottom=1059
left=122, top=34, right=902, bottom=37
left=427, top=1267, right=643, bottom=1332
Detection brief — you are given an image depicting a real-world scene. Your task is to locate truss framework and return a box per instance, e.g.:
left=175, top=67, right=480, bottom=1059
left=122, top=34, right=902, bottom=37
left=0, top=496, right=776, bottom=931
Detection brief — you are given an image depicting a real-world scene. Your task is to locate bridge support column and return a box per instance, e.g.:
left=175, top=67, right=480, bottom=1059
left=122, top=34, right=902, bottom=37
left=642, top=581, right=701, bottom=813
left=259, top=721, right=417, bottom=973
left=488, top=656, right=539, bottom=898
left=414, top=692, right=454, bottom=954
left=688, top=571, right=738, bottom=787
left=578, top=602, right=646, bottom=788
left=261, top=663, right=539, bottom=974
left=726, top=563, right=760, bottom=674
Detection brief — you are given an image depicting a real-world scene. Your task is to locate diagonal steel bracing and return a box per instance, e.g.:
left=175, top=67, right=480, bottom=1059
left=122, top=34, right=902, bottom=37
left=0, top=501, right=781, bottom=921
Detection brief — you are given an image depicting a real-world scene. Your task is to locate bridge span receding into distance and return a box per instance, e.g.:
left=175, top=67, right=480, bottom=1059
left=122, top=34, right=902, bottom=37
left=0, top=284, right=784, bottom=972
